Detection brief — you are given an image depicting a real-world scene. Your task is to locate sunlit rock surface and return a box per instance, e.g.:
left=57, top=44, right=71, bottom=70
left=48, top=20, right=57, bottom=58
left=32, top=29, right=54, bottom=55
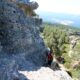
left=19, top=67, right=72, bottom=80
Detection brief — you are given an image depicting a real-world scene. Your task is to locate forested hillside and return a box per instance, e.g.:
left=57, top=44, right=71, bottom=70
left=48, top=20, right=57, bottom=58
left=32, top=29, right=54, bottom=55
left=41, top=23, right=80, bottom=80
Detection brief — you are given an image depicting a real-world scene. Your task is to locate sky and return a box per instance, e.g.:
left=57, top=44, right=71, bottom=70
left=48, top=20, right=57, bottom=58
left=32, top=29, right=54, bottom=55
left=31, top=0, right=80, bottom=15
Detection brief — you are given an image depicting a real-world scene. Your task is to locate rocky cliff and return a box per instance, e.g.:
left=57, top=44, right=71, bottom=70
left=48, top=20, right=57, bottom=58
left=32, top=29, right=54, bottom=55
left=0, top=0, right=46, bottom=80
left=0, top=0, right=72, bottom=80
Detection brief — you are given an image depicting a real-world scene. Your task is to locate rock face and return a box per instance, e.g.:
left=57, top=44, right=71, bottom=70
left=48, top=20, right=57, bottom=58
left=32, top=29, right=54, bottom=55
left=29, top=1, right=39, bottom=10
left=0, top=1, right=46, bottom=80
left=0, top=0, right=72, bottom=80
left=0, top=0, right=45, bottom=57
left=17, top=0, right=29, bottom=3
left=19, top=67, right=72, bottom=80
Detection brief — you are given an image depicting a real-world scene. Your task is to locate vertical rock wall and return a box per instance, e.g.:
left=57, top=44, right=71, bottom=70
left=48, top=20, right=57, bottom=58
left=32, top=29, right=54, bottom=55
left=0, top=1, right=46, bottom=80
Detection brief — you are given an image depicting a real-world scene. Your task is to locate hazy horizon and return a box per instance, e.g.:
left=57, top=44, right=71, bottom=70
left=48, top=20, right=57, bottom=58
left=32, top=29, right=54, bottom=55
left=31, top=0, right=80, bottom=27
left=36, top=11, right=80, bottom=27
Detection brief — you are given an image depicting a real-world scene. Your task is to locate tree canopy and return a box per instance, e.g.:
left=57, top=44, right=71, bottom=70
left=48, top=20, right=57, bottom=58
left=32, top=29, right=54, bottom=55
left=42, top=23, right=69, bottom=56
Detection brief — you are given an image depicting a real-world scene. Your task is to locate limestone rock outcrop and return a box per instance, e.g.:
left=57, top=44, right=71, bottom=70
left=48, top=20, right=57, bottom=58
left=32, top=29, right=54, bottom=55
left=0, top=0, right=46, bottom=80
left=19, top=67, right=72, bottom=80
